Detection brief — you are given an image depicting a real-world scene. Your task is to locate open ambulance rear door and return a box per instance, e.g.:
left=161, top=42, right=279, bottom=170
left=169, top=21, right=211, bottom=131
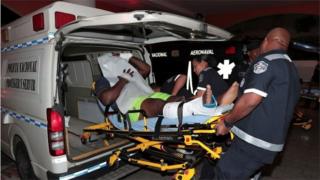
left=55, top=10, right=233, bottom=44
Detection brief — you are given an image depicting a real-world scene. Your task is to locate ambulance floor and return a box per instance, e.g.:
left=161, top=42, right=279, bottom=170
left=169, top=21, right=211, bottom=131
left=1, top=106, right=319, bottom=180
left=66, top=116, right=122, bottom=158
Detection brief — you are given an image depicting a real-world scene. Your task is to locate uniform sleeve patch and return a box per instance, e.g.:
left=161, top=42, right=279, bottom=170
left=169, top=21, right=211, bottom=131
left=253, top=61, right=268, bottom=74
left=197, top=86, right=206, bottom=91
left=244, top=88, right=268, bottom=97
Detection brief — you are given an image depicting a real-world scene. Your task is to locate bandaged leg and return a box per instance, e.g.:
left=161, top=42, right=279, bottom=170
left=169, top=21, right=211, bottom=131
left=163, top=97, right=234, bottom=119
left=163, top=84, right=237, bottom=119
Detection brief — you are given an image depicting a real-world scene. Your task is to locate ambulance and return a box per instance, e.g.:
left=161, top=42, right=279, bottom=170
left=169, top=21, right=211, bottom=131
left=1, top=2, right=232, bottom=179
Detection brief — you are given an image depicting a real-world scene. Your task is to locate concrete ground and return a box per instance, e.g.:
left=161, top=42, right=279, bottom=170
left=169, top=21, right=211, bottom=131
left=1, top=102, right=319, bottom=180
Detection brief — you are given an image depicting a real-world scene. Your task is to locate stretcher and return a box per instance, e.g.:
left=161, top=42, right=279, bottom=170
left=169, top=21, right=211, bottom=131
left=80, top=104, right=234, bottom=180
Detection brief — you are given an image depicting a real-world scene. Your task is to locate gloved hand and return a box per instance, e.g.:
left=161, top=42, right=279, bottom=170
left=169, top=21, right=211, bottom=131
left=118, top=68, right=134, bottom=82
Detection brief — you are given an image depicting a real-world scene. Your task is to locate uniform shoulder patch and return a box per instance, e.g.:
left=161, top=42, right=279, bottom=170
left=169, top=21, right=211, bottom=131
left=253, top=61, right=268, bottom=74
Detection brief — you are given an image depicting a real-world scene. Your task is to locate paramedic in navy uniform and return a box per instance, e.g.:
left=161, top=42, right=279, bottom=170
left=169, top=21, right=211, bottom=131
left=192, top=54, right=228, bottom=99
left=202, top=27, right=300, bottom=179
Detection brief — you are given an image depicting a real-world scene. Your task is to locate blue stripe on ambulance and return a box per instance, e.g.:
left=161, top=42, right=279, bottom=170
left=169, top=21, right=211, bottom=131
left=1, top=32, right=55, bottom=53
left=0, top=107, right=47, bottom=128
left=58, top=149, right=135, bottom=179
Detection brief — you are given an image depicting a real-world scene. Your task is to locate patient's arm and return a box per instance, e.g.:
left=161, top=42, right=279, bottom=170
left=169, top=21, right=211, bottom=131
left=129, top=56, right=150, bottom=78
left=218, top=82, right=239, bottom=105
left=171, top=74, right=187, bottom=96
left=99, top=78, right=128, bottom=106
left=98, top=68, right=134, bottom=106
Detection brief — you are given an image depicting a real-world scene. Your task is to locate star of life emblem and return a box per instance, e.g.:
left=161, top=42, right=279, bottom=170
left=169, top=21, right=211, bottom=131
left=217, top=59, right=235, bottom=79
left=254, top=61, right=268, bottom=74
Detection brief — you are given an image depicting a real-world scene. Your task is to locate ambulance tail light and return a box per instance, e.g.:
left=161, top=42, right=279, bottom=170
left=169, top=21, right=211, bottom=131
left=47, top=108, right=65, bottom=156
left=32, top=13, right=45, bottom=31
left=55, top=12, right=76, bottom=29
left=225, top=46, right=236, bottom=55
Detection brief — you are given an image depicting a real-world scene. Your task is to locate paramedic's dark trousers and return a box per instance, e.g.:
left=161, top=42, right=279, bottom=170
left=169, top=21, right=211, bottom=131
left=200, top=141, right=264, bottom=180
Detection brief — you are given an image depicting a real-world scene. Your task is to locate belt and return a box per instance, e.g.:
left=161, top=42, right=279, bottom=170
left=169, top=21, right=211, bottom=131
left=231, top=126, right=284, bottom=152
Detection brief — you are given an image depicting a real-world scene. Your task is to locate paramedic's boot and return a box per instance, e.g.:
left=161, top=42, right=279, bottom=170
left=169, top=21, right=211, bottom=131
left=293, top=112, right=312, bottom=130
left=293, top=117, right=312, bottom=125
left=219, top=81, right=239, bottom=105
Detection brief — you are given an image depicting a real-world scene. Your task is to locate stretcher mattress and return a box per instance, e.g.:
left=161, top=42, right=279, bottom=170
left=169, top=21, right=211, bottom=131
left=108, top=104, right=233, bottom=131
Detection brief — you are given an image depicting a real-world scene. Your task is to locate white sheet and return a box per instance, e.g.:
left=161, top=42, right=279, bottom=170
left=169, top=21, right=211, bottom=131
left=97, top=53, right=153, bottom=113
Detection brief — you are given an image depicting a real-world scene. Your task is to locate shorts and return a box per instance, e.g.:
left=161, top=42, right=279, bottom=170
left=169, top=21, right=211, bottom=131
left=129, top=92, right=171, bottom=122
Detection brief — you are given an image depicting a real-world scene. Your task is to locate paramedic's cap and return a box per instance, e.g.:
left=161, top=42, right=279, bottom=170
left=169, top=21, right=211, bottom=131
left=192, top=54, right=218, bottom=67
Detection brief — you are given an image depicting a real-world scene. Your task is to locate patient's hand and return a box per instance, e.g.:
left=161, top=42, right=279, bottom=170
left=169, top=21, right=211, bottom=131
left=118, top=68, right=134, bottom=82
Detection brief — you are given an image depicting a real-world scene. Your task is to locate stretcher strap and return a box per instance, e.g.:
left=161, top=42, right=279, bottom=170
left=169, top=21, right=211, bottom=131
left=125, top=113, right=131, bottom=131
left=154, top=116, right=164, bottom=138
left=177, top=102, right=184, bottom=133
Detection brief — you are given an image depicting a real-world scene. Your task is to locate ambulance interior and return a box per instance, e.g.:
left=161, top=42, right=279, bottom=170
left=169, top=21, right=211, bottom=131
left=60, top=44, right=141, bottom=161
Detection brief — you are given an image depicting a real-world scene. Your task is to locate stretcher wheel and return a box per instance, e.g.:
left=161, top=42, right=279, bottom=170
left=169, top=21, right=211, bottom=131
left=80, top=133, right=91, bottom=144
left=174, top=168, right=195, bottom=180
left=80, top=137, right=87, bottom=144
left=105, top=133, right=115, bottom=139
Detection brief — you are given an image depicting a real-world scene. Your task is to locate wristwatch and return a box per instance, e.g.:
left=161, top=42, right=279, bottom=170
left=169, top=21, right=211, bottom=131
left=223, top=119, right=234, bottom=128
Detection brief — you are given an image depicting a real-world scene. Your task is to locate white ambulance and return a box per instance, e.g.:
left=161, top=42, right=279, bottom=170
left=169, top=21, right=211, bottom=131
left=1, top=2, right=232, bottom=179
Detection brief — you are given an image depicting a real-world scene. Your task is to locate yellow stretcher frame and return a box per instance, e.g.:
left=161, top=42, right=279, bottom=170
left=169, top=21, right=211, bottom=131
left=81, top=113, right=233, bottom=180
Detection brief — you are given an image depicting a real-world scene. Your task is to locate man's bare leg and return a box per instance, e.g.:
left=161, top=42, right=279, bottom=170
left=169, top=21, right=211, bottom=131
left=140, top=99, right=166, bottom=118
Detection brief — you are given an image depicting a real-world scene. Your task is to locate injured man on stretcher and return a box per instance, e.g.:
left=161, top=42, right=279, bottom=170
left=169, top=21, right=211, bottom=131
left=95, top=52, right=239, bottom=128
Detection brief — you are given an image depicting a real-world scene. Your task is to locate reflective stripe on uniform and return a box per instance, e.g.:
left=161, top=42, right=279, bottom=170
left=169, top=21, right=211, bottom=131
left=231, top=126, right=284, bottom=152
left=264, top=54, right=292, bottom=62
left=244, top=88, right=268, bottom=97
left=196, top=86, right=206, bottom=91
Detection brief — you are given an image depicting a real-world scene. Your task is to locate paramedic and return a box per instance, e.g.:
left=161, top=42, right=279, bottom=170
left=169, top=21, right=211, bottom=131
left=201, top=27, right=300, bottom=179
left=192, top=54, right=228, bottom=100
left=157, top=55, right=228, bottom=100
